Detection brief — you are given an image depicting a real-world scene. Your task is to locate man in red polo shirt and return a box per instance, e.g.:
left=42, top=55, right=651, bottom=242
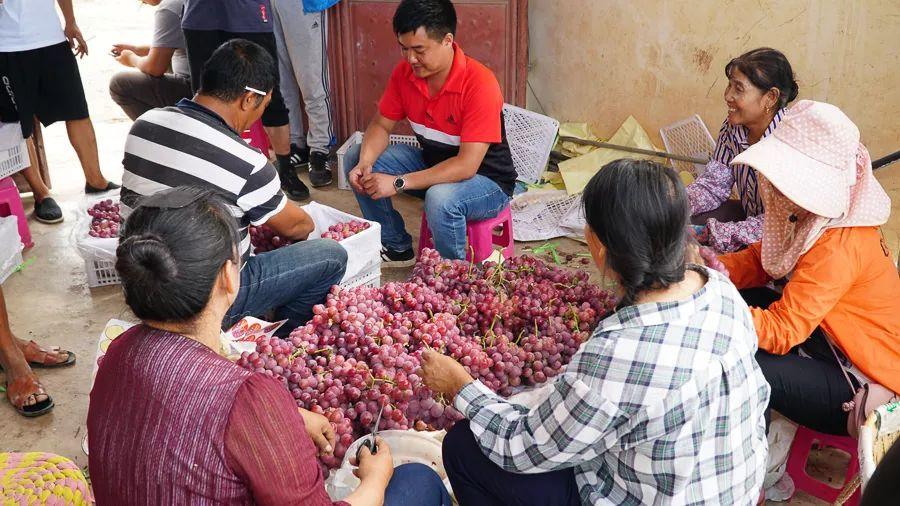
left=344, top=0, right=515, bottom=265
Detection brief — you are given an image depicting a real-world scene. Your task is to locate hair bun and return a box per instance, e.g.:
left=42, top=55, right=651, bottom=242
left=787, top=79, right=800, bottom=103
left=117, top=233, right=179, bottom=283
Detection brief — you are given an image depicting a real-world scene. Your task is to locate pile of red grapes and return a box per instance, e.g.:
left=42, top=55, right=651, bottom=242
left=235, top=249, right=616, bottom=469
left=87, top=199, right=121, bottom=239
left=249, top=225, right=293, bottom=253
left=320, top=220, right=370, bottom=241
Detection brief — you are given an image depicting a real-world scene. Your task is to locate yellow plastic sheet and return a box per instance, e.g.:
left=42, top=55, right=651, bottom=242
left=554, top=123, right=600, bottom=158
left=558, top=116, right=665, bottom=195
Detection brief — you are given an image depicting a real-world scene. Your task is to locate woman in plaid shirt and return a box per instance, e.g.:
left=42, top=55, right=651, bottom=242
left=422, top=159, right=771, bottom=505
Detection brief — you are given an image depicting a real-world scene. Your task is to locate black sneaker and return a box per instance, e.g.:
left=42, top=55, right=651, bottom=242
left=381, top=247, right=415, bottom=268
left=289, top=144, right=310, bottom=172
left=34, top=197, right=64, bottom=224
left=85, top=181, right=121, bottom=194
left=308, top=150, right=333, bottom=187
left=277, top=160, right=310, bottom=201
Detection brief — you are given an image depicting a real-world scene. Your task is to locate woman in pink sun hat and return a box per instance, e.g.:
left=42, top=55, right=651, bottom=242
left=719, top=100, right=900, bottom=438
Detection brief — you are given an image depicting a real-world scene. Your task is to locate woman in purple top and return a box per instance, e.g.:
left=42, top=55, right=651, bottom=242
left=87, top=186, right=451, bottom=505
left=687, top=48, right=798, bottom=253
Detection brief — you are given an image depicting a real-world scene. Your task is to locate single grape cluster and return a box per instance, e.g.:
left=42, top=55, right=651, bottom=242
left=235, top=249, right=617, bottom=470
left=249, top=225, right=293, bottom=253
left=320, top=220, right=370, bottom=241
left=87, top=199, right=121, bottom=239
left=698, top=246, right=729, bottom=276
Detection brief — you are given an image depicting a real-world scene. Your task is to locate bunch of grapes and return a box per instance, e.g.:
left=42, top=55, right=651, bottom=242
left=320, top=220, right=371, bottom=241
left=235, top=249, right=616, bottom=469
left=249, top=225, right=293, bottom=253
left=87, top=199, right=121, bottom=238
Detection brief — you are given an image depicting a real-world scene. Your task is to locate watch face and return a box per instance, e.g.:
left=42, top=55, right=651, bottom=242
left=394, top=177, right=404, bottom=189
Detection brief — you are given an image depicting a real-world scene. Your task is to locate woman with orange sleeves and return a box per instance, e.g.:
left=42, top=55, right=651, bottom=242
left=719, top=100, right=900, bottom=437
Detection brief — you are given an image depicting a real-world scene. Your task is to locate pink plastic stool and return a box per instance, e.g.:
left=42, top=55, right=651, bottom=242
left=785, top=426, right=860, bottom=505
left=241, top=120, right=270, bottom=154
left=418, top=205, right=514, bottom=263
left=0, top=177, right=32, bottom=248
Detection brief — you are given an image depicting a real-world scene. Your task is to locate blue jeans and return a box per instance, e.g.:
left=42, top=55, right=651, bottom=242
left=224, top=239, right=347, bottom=334
left=344, top=143, right=510, bottom=260
left=385, top=463, right=452, bottom=506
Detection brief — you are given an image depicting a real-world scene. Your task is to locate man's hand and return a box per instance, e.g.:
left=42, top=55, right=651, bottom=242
left=420, top=349, right=474, bottom=399
left=298, top=408, right=335, bottom=456
left=348, top=161, right=373, bottom=194
left=361, top=173, right=398, bottom=200
left=65, top=23, right=88, bottom=57
left=110, top=44, right=138, bottom=56
left=113, top=49, right=136, bottom=67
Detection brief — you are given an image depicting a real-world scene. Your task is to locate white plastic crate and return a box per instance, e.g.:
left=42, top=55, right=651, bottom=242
left=302, top=201, right=382, bottom=286
left=335, top=105, right=559, bottom=189
left=0, top=140, right=28, bottom=180
left=85, top=256, right=120, bottom=288
left=74, top=194, right=122, bottom=288
left=339, top=264, right=381, bottom=289
left=502, top=104, right=559, bottom=184
left=659, top=115, right=715, bottom=177
left=336, top=132, right=420, bottom=190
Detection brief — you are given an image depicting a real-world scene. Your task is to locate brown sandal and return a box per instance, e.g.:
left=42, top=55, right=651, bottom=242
left=21, top=340, right=76, bottom=368
left=6, top=373, right=54, bottom=417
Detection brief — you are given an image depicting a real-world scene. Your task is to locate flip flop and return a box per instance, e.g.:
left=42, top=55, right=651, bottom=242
left=22, top=340, right=77, bottom=369
left=6, top=374, right=54, bottom=417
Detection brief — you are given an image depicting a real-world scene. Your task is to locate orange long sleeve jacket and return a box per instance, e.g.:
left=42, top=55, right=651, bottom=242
left=720, top=226, right=900, bottom=394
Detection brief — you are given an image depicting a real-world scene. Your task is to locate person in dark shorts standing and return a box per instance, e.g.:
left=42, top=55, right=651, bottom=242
left=181, top=0, right=310, bottom=201
left=0, top=0, right=120, bottom=222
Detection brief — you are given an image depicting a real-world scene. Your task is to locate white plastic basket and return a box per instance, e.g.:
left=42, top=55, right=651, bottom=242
left=510, top=189, right=582, bottom=242
left=301, top=201, right=382, bottom=287
left=659, top=115, right=715, bottom=177
left=339, top=264, right=381, bottom=289
left=0, top=140, right=28, bottom=180
left=502, top=104, right=559, bottom=184
left=73, top=194, right=122, bottom=288
left=335, top=105, right=559, bottom=189
left=335, top=132, right=420, bottom=190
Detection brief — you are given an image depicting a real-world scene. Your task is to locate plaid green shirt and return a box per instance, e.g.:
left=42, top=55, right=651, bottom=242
left=456, top=267, right=770, bottom=505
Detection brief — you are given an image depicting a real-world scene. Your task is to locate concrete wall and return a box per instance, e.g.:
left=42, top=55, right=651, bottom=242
left=526, top=0, right=899, bottom=158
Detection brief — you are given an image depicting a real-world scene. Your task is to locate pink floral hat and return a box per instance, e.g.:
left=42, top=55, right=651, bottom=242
left=731, top=100, right=891, bottom=278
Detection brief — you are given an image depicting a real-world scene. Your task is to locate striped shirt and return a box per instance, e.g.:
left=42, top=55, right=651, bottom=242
left=122, top=99, right=286, bottom=262
left=456, top=267, right=770, bottom=505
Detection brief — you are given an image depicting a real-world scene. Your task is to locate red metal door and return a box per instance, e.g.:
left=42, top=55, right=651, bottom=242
left=327, top=0, right=528, bottom=142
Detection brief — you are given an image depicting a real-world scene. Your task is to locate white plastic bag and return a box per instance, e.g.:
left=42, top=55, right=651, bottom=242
left=327, top=430, right=451, bottom=501
left=0, top=216, right=23, bottom=284
left=301, top=201, right=381, bottom=284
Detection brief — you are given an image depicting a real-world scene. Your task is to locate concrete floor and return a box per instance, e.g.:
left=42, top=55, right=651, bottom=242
left=2, top=2, right=899, bottom=505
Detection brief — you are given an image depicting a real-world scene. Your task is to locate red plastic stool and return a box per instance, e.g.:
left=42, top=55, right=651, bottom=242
left=785, top=426, right=860, bottom=505
left=418, top=205, right=514, bottom=263
left=241, top=120, right=270, bottom=154
left=0, top=177, right=32, bottom=248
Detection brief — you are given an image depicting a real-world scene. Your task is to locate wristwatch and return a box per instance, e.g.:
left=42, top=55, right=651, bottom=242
left=393, top=176, right=406, bottom=193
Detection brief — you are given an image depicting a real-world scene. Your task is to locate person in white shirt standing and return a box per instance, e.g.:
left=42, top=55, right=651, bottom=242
left=0, top=0, right=119, bottom=212
left=108, top=0, right=193, bottom=121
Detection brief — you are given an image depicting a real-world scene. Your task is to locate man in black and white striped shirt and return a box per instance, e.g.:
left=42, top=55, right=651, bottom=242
left=121, top=39, right=346, bottom=332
